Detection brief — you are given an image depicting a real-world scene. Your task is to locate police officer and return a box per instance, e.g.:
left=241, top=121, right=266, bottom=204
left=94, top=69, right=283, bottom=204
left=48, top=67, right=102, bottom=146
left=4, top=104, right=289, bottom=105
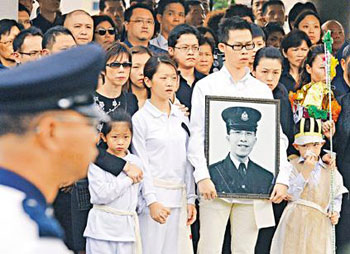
left=0, top=44, right=108, bottom=254
left=209, top=106, right=274, bottom=195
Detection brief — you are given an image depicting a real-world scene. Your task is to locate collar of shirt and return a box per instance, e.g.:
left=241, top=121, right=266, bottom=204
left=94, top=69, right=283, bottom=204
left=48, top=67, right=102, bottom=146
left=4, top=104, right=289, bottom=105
left=297, top=157, right=325, bottom=181
left=154, top=34, right=168, bottom=49
left=0, top=168, right=46, bottom=206
left=229, top=153, right=249, bottom=170
left=144, top=99, right=180, bottom=118
left=220, top=65, right=251, bottom=85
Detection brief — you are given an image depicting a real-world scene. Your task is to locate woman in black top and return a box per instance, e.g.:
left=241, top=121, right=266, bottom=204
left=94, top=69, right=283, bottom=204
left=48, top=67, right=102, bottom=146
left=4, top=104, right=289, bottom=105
left=252, top=46, right=294, bottom=253
left=280, top=30, right=312, bottom=92
left=94, top=42, right=139, bottom=116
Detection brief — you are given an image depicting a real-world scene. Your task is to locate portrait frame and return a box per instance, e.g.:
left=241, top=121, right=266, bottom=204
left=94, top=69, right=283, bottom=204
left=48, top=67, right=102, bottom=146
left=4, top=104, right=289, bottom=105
left=205, top=96, right=280, bottom=199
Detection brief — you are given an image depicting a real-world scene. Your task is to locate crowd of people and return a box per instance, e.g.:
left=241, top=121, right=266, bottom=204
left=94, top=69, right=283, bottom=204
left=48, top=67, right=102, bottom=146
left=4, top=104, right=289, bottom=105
left=1, top=0, right=350, bottom=253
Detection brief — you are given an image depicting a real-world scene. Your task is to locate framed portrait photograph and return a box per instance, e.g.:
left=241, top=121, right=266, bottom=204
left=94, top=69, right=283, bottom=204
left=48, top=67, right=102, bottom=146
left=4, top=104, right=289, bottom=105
left=205, top=96, right=280, bottom=199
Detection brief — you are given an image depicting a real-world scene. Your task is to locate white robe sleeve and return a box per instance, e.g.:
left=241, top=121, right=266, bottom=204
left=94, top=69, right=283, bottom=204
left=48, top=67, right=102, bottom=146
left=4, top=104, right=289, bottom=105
left=131, top=115, right=157, bottom=206
left=88, top=163, right=133, bottom=205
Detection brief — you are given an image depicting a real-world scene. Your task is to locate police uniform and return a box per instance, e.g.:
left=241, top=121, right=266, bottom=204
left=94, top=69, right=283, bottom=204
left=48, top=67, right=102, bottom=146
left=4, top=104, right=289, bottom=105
left=208, top=107, right=274, bottom=196
left=0, top=44, right=108, bottom=254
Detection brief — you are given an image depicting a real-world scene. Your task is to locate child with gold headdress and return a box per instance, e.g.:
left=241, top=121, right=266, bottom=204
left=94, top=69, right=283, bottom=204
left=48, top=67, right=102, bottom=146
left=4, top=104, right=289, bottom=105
left=289, top=45, right=341, bottom=123
left=270, top=117, right=348, bottom=254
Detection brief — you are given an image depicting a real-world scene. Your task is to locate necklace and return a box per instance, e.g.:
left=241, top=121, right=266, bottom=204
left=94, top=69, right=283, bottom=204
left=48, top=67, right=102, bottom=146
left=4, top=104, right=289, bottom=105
left=94, top=94, right=121, bottom=115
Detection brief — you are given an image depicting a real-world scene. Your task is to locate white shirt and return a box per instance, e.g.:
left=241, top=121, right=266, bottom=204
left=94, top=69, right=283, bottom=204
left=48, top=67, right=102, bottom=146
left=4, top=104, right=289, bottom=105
left=150, top=34, right=168, bottom=51
left=0, top=170, right=72, bottom=254
left=132, top=100, right=196, bottom=208
left=84, top=152, right=144, bottom=242
left=188, top=65, right=292, bottom=188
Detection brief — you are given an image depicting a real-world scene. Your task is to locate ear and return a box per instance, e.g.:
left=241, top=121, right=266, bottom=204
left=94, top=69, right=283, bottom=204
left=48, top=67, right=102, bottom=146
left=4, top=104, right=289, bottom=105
left=306, top=63, right=312, bottom=75
left=168, top=47, right=174, bottom=56
left=144, top=76, right=152, bottom=88
left=34, top=115, right=61, bottom=152
left=124, top=21, right=129, bottom=32
left=156, top=14, right=162, bottom=25
left=252, top=70, right=256, bottom=77
left=12, top=52, right=21, bottom=64
left=100, top=132, right=107, bottom=143
left=41, top=49, right=50, bottom=56
left=292, top=143, right=299, bottom=151
left=282, top=49, right=287, bottom=58
left=218, top=42, right=225, bottom=54
left=341, top=58, right=346, bottom=71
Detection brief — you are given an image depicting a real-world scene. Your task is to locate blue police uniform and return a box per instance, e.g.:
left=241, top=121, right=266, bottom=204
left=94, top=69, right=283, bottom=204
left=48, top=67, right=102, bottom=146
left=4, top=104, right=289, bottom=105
left=0, top=44, right=108, bottom=253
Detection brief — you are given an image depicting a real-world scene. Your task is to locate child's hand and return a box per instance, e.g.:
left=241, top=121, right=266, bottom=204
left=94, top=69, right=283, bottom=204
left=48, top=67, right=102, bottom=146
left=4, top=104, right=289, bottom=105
left=123, top=162, right=143, bottom=183
left=328, top=211, right=339, bottom=225
left=149, top=202, right=171, bottom=224
left=322, top=153, right=336, bottom=170
left=187, top=204, right=197, bottom=226
left=322, top=120, right=335, bottom=139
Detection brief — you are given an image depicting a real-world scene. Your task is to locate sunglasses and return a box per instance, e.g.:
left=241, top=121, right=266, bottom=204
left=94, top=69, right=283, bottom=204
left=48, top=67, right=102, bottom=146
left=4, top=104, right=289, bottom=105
left=95, top=28, right=116, bottom=36
left=106, top=62, right=132, bottom=68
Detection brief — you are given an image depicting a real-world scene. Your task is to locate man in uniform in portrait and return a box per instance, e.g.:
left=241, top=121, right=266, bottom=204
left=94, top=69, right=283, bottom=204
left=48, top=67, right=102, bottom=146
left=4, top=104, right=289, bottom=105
left=209, top=106, right=274, bottom=195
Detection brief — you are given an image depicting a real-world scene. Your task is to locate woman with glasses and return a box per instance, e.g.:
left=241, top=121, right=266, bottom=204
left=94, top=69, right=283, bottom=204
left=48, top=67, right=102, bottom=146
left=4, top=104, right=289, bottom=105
left=94, top=42, right=139, bottom=116
left=92, top=15, right=118, bottom=50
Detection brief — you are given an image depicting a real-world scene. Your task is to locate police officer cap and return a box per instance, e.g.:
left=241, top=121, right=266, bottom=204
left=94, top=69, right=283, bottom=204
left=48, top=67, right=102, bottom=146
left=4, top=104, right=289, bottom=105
left=222, top=106, right=262, bottom=133
left=0, top=44, right=109, bottom=122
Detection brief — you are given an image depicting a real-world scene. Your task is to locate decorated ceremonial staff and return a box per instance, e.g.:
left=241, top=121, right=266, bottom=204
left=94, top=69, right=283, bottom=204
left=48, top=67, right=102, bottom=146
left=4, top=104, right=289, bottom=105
left=323, top=30, right=337, bottom=254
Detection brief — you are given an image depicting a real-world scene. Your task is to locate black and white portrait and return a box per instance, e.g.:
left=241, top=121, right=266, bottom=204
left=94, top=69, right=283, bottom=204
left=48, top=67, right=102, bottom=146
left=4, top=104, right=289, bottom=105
left=205, top=96, right=280, bottom=199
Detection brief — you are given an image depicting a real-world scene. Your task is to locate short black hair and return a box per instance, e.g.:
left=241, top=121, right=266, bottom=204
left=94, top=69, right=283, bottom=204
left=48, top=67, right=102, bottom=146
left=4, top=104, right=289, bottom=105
left=253, top=46, right=283, bottom=71
left=156, top=0, right=185, bottom=15
left=218, top=17, right=252, bottom=43
left=42, top=26, right=75, bottom=49
left=92, top=15, right=118, bottom=39
left=197, top=26, right=217, bottom=45
left=224, top=4, right=254, bottom=22
left=124, top=3, right=155, bottom=22
left=13, top=27, right=43, bottom=52
left=104, top=42, right=131, bottom=68
left=288, top=2, right=317, bottom=30
left=18, top=3, right=31, bottom=16
left=144, top=55, right=178, bottom=80
left=263, top=22, right=285, bottom=39
left=250, top=23, right=265, bottom=41
left=199, top=35, right=215, bottom=54
left=0, top=19, right=21, bottom=39
left=168, top=23, right=201, bottom=47
left=184, top=0, right=202, bottom=15
left=280, top=29, right=312, bottom=54
left=294, top=10, right=321, bottom=30
left=0, top=113, right=38, bottom=136
left=131, top=45, right=153, bottom=57
left=262, top=0, right=285, bottom=16
left=100, top=110, right=132, bottom=136
left=99, top=0, right=126, bottom=11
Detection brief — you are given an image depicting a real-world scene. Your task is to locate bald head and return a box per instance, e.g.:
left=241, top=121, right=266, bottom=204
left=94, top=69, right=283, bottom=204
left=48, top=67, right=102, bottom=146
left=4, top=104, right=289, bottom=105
left=322, top=20, right=345, bottom=53
left=64, top=10, right=93, bottom=45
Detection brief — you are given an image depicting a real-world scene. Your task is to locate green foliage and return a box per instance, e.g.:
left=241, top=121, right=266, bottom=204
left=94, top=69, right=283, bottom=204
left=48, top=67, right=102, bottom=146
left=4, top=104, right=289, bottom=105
left=213, top=0, right=233, bottom=10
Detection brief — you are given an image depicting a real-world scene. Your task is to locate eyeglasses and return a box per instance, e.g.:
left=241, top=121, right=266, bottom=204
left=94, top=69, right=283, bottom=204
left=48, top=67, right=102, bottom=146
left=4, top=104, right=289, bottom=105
left=224, top=42, right=255, bottom=51
left=19, top=50, right=41, bottom=57
left=174, top=45, right=200, bottom=53
left=95, top=28, right=116, bottom=36
left=129, top=19, right=155, bottom=26
left=106, top=62, right=132, bottom=68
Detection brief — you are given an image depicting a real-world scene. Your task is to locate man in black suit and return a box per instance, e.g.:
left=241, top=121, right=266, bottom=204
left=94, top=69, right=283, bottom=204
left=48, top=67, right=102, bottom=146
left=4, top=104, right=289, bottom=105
left=209, top=106, right=274, bottom=195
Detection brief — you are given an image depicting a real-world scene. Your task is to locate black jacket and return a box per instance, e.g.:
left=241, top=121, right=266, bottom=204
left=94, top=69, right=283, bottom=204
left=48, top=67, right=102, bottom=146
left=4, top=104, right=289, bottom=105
left=209, top=154, right=274, bottom=195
